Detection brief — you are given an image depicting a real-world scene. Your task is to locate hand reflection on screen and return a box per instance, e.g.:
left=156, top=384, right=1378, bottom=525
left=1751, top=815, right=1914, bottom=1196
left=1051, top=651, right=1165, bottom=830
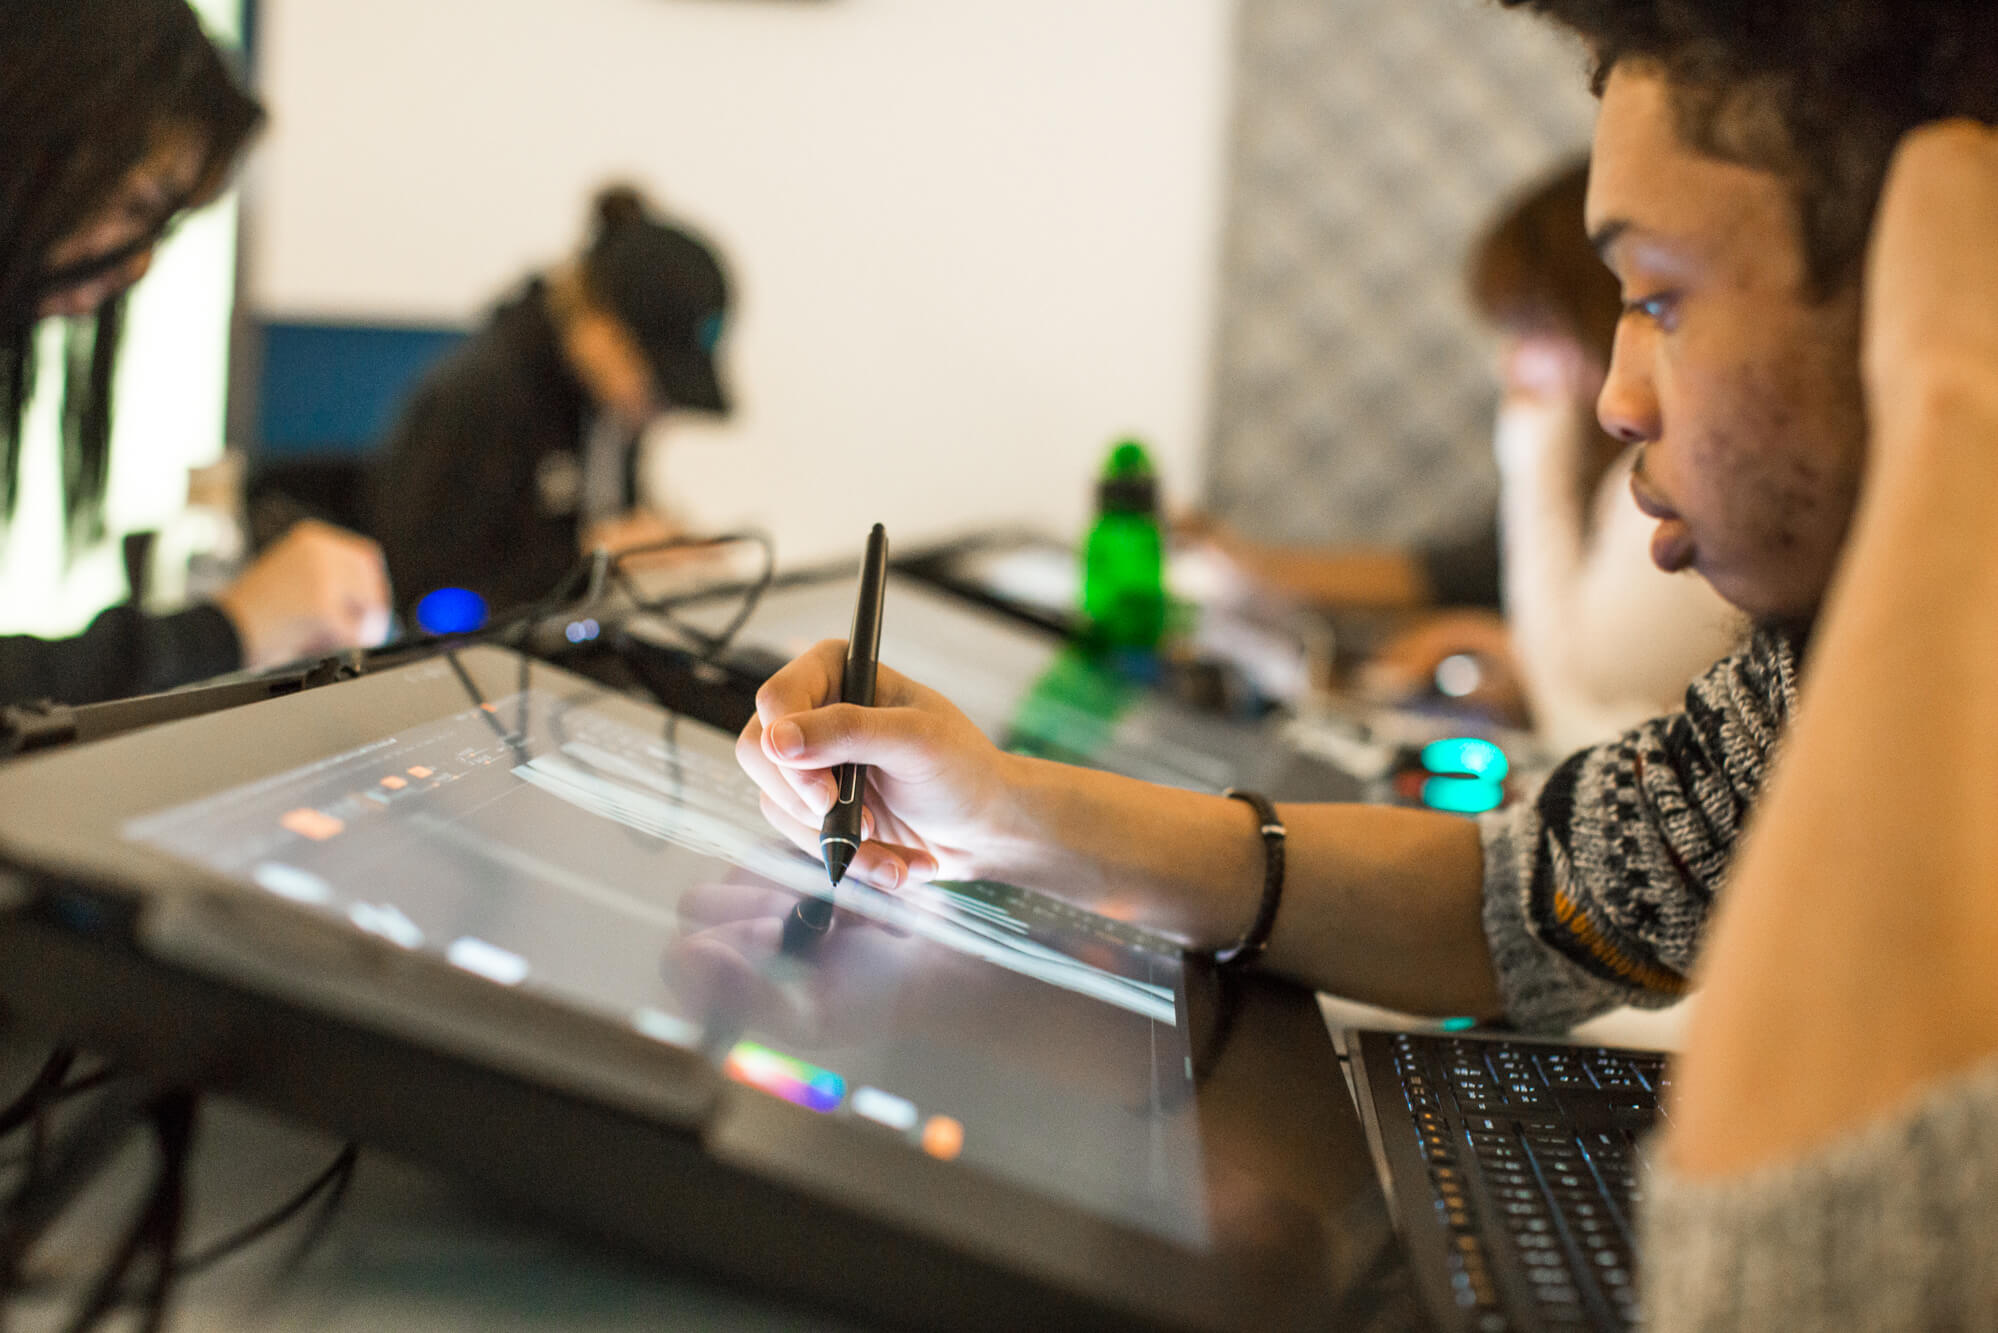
left=667, top=873, right=1176, bottom=1114
left=665, top=872, right=915, bottom=1049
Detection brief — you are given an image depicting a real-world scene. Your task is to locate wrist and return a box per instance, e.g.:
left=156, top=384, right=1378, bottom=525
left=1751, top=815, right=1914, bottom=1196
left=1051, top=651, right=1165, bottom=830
left=1869, top=355, right=1998, bottom=471
left=211, top=589, right=265, bottom=667
left=975, top=750, right=1084, bottom=889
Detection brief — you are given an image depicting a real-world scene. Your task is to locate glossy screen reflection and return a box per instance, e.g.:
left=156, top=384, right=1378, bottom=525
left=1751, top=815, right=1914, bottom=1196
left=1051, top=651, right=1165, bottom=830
left=123, top=679, right=1210, bottom=1248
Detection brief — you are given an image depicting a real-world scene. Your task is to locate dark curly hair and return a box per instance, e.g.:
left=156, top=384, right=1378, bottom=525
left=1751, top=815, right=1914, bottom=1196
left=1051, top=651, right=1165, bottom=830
left=1499, top=0, right=1998, bottom=297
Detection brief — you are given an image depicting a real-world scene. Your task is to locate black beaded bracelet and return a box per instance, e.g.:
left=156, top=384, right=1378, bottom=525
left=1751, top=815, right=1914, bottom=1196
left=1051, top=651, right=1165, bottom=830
left=1212, top=788, right=1286, bottom=968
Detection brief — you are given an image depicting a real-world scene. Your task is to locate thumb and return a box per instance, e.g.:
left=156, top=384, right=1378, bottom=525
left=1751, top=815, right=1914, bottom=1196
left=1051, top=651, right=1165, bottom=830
left=762, top=703, right=940, bottom=778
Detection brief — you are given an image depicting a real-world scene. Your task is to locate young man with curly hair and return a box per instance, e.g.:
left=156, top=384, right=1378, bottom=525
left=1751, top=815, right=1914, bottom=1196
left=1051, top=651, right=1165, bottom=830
left=737, top=2, right=1998, bottom=1319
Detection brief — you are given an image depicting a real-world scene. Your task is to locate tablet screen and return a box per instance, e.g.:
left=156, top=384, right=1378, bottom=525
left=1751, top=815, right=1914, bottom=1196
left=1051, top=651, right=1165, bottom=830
left=122, top=672, right=1211, bottom=1248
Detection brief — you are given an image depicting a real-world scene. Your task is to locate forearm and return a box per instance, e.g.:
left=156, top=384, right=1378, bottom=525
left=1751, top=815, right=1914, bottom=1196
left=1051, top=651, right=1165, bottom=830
left=987, top=754, right=1500, bottom=1015
left=1669, top=369, right=1998, bottom=1177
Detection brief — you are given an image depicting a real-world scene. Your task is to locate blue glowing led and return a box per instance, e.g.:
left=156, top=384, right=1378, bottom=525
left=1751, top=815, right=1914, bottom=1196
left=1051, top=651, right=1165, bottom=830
left=1421, top=775, right=1505, bottom=815
left=1440, top=1016, right=1478, bottom=1032
left=1421, top=737, right=1509, bottom=782
left=415, top=587, right=488, bottom=635
left=564, top=618, right=601, bottom=644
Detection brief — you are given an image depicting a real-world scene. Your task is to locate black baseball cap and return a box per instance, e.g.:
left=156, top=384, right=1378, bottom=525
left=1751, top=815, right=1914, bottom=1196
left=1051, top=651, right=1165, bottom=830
left=584, top=188, right=732, bottom=415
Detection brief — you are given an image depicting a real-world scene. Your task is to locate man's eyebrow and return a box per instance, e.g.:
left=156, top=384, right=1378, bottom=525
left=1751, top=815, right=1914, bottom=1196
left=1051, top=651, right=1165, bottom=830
left=1590, top=218, right=1631, bottom=259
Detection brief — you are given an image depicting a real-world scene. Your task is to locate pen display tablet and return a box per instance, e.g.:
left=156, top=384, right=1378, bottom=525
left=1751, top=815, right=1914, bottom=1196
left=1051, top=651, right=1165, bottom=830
left=119, top=656, right=1211, bottom=1248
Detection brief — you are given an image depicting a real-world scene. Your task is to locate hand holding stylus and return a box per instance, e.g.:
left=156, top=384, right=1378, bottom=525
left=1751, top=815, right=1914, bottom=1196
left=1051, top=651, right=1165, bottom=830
left=738, top=642, right=1023, bottom=897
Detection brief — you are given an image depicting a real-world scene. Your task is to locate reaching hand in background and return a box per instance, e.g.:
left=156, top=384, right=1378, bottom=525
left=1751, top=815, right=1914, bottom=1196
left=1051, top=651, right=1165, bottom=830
left=216, top=520, right=391, bottom=668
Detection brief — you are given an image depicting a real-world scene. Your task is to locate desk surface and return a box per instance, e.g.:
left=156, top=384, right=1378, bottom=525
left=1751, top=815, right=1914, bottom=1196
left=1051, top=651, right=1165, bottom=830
left=2, top=1038, right=850, bottom=1333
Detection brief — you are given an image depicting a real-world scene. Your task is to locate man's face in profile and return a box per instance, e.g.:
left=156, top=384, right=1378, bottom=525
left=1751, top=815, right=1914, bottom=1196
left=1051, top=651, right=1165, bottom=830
left=1586, top=64, right=1870, bottom=627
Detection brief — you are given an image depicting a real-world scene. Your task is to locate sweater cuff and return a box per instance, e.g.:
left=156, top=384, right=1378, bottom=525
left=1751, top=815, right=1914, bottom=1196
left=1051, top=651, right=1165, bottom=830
left=1640, top=1052, right=1998, bottom=1331
left=152, top=602, right=246, bottom=691
left=1476, top=803, right=1660, bottom=1032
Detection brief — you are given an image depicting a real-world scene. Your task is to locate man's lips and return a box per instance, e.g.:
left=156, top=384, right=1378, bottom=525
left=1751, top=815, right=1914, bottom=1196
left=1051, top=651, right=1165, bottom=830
left=1629, top=471, right=1677, bottom=522
left=1629, top=470, right=1695, bottom=572
left=1650, top=520, right=1696, bottom=574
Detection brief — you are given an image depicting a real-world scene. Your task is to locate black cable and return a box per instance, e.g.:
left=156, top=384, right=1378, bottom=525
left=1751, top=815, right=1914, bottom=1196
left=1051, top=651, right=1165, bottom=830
left=377, top=530, right=772, bottom=670
left=0, top=1050, right=76, bottom=1140
left=265, top=1143, right=357, bottom=1285
left=0, top=1077, right=154, bottom=1308
left=605, top=530, right=777, bottom=665
left=61, top=1090, right=194, bottom=1333
left=3, top=1120, right=358, bottom=1318
left=0, top=1062, right=125, bottom=1175
left=170, top=1142, right=356, bottom=1280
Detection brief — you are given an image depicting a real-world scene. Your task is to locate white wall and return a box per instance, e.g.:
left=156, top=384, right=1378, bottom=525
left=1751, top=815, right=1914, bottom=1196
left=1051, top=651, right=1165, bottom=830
left=250, top=0, right=1238, bottom=568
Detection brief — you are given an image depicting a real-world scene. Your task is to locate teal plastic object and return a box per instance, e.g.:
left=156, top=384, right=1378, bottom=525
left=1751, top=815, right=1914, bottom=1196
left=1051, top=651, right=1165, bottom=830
left=1420, top=737, right=1509, bottom=782
left=1420, top=775, right=1505, bottom=815
left=1080, top=439, right=1166, bottom=650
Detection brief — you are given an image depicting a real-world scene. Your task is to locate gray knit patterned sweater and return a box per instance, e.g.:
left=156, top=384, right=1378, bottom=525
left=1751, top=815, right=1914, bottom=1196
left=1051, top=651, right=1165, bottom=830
left=1477, top=624, right=1800, bottom=1031
left=1640, top=1054, right=1998, bottom=1330
left=1477, top=626, right=1998, bottom=1327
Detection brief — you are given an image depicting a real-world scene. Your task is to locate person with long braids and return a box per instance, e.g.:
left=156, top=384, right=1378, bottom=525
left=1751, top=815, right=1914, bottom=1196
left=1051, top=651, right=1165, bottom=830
left=0, top=0, right=390, bottom=707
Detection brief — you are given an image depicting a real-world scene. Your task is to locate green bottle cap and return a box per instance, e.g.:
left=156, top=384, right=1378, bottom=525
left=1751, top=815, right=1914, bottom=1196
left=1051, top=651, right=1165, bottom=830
left=1097, top=438, right=1157, bottom=515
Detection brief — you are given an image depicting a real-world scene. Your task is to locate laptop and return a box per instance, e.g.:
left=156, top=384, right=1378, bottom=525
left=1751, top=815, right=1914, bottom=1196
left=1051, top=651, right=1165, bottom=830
left=1347, top=1026, right=1663, bottom=1331
left=0, top=644, right=1423, bottom=1330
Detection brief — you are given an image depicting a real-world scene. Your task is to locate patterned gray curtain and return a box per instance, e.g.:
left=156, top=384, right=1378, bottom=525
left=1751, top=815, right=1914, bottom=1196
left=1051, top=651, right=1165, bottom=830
left=1205, top=0, right=1596, bottom=547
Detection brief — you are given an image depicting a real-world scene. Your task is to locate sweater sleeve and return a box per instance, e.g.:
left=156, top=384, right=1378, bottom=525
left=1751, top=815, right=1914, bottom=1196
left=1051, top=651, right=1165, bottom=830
left=1474, top=628, right=1800, bottom=1030
left=1640, top=1053, right=1998, bottom=1331
left=0, top=602, right=243, bottom=707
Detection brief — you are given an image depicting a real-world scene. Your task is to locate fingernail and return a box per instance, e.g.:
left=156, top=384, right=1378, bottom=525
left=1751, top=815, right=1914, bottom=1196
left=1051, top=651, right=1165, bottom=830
left=810, top=776, right=835, bottom=815
left=769, top=720, right=805, bottom=759
left=874, top=859, right=905, bottom=891
left=906, top=856, right=938, bottom=883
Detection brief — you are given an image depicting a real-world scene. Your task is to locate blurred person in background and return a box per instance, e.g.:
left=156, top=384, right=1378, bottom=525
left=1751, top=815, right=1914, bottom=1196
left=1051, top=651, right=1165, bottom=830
left=1187, top=159, right=1744, bottom=748
left=370, top=185, right=733, bottom=626
left=1367, top=159, right=1745, bottom=750
left=0, top=0, right=391, bottom=707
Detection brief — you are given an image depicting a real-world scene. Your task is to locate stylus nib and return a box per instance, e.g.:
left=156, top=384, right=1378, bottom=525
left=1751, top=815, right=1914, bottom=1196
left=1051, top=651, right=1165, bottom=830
left=822, top=840, right=855, bottom=887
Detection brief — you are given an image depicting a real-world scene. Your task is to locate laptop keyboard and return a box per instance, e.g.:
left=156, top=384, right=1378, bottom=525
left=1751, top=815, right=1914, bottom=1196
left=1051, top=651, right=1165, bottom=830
left=1382, top=1032, right=1668, bottom=1330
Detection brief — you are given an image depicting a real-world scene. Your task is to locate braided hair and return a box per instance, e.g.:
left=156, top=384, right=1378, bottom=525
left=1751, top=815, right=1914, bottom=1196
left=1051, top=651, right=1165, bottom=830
left=0, top=0, right=263, bottom=548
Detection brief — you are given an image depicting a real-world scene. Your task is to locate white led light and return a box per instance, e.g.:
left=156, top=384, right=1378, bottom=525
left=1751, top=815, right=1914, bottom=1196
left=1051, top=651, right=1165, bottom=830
left=1434, top=653, right=1484, bottom=699
left=632, top=1007, right=700, bottom=1049
left=851, top=1086, right=919, bottom=1132
left=252, top=862, right=332, bottom=905
left=349, top=902, right=424, bottom=950
left=446, top=937, right=529, bottom=986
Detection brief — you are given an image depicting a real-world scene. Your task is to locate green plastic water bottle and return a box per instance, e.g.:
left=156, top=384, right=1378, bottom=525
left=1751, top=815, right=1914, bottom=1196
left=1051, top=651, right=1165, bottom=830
left=1081, top=438, right=1166, bottom=652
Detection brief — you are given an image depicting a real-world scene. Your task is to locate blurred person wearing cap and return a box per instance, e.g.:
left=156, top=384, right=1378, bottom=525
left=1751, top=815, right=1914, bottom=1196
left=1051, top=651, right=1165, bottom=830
left=370, top=185, right=732, bottom=623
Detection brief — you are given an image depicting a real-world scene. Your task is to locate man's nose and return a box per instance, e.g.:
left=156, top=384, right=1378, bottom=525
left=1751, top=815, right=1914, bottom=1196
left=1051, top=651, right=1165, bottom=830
left=1596, top=348, right=1659, bottom=445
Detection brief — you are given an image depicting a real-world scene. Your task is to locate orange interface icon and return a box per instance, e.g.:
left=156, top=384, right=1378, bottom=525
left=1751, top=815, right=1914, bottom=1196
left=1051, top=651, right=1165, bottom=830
left=280, top=808, right=344, bottom=841
left=921, top=1115, right=964, bottom=1161
left=380, top=775, right=406, bottom=790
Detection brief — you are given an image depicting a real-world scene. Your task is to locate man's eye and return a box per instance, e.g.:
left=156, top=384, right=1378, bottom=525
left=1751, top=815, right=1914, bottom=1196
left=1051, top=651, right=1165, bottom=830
left=1624, top=293, right=1678, bottom=324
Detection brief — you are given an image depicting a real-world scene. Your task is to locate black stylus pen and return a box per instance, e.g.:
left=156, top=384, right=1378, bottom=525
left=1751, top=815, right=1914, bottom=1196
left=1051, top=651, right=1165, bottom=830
left=805, top=524, right=888, bottom=921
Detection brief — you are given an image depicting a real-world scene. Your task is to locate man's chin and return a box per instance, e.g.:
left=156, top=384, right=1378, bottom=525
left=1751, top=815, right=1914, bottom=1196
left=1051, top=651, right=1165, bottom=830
left=1707, top=570, right=1820, bottom=643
